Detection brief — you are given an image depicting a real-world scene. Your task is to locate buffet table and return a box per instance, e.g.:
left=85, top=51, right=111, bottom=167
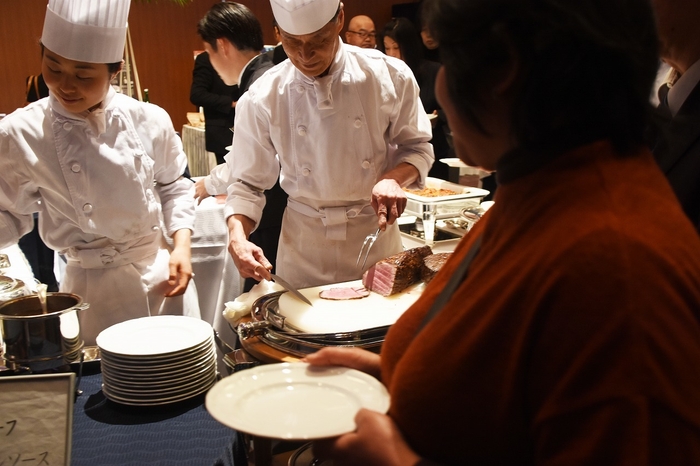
left=71, top=369, right=245, bottom=466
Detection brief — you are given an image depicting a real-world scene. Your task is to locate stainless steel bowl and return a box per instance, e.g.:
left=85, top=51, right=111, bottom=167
left=0, top=293, right=89, bottom=372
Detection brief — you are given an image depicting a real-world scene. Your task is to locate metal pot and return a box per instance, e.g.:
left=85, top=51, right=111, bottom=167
left=0, top=293, right=89, bottom=372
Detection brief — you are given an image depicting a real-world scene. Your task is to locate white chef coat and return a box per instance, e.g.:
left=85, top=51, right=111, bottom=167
left=0, top=87, right=199, bottom=345
left=225, top=41, right=434, bottom=288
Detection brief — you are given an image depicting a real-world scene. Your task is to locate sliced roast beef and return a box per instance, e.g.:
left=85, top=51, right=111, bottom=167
left=421, top=252, right=452, bottom=283
left=362, top=246, right=433, bottom=296
left=319, top=286, right=370, bottom=300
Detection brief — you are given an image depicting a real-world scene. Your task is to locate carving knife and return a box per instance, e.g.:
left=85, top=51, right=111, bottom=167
left=269, top=273, right=313, bottom=306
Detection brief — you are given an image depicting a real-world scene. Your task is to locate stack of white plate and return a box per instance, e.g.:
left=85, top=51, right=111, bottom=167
left=96, top=315, right=217, bottom=406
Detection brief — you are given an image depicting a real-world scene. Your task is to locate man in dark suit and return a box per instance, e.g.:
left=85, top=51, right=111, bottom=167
left=264, top=19, right=288, bottom=65
left=648, top=0, right=700, bottom=232
left=189, top=52, right=239, bottom=165
left=196, top=1, right=287, bottom=292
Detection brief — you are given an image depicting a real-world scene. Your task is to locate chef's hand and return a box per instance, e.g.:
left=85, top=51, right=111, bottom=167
left=304, top=347, right=381, bottom=380
left=371, top=179, right=407, bottom=231
left=226, top=214, right=273, bottom=281
left=165, top=229, right=193, bottom=297
left=312, top=409, right=422, bottom=466
left=193, top=178, right=210, bottom=205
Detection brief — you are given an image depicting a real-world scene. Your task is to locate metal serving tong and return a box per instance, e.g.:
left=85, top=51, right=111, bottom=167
left=356, top=227, right=381, bottom=269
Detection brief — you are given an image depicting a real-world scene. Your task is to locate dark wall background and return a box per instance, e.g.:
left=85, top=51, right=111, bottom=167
left=0, top=0, right=419, bottom=131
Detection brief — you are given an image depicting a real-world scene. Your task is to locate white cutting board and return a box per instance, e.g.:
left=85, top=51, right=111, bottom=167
left=277, top=280, right=425, bottom=334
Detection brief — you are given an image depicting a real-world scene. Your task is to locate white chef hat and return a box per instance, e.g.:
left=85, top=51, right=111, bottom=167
left=41, top=0, right=130, bottom=63
left=270, top=0, right=340, bottom=35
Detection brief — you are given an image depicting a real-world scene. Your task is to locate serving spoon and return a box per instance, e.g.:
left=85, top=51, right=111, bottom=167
left=36, top=283, right=48, bottom=314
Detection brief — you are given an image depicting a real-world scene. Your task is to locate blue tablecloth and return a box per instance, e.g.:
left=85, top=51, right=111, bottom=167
left=71, top=368, right=246, bottom=466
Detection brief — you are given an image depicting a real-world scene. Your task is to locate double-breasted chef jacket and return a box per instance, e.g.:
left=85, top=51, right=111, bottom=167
left=225, top=41, right=435, bottom=288
left=0, top=87, right=200, bottom=345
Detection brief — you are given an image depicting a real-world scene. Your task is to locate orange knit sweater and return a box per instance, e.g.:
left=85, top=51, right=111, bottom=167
left=382, top=141, right=700, bottom=465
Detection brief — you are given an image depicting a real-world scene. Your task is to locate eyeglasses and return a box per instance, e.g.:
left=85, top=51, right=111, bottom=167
left=347, top=30, right=376, bottom=39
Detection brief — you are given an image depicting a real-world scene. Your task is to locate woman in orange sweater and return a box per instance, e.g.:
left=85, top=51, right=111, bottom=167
left=306, top=0, right=700, bottom=464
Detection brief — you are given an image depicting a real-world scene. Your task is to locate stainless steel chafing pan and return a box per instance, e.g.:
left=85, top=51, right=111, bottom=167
left=236, top=292, right=390, bottom=358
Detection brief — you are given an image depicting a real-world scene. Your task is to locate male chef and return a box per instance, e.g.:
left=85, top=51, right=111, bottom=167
left=225, top=0, right=434, bottom=289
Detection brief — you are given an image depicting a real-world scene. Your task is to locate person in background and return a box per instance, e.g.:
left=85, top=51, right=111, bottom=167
left=419, top=0, right=499, bottom=198
left=193, top=1, right=275, bottom=204
left=419, top=25, right=439, bottom=63
left=225, top=0, right=434, bottom=289
left=306, top=0, right=700, bottom=463
left=190, top=51, right=240, bottom=166
left=194, top=1, right=286, bottom=293
left=0, top=0, right=199, bottom=345
left=379, top=16, right=449, bottom=180
left=647, top=0, right=700, bottom=233
left=344, top=15, right=377, bottom=49
left=264, top=19, right=288, bottom=65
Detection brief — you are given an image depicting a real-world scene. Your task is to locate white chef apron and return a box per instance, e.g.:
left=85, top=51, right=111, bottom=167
left=277, top=199, right=403, bottom=289
left=62, top=231, right=200, bottom=346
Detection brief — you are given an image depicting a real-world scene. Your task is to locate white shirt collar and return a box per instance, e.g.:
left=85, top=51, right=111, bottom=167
left=667, top=59, right=700, bottom=116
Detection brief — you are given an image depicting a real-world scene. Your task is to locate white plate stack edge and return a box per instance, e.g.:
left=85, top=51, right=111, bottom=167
left=96, top=315, right=217, bottom=406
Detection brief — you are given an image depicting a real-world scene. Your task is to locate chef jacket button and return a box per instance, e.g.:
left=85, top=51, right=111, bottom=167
left=361, top=160, right=371, bottom=169
left=297, top=86, right=305, bottom=93
left=152, top=225, right=159, bottom=231
left=82, top=203, right=93, bottom=213
left=71, top=163, right=81, bottom=173
left=63, top=122, right=72, bottom=131
left=302, top=168, right=311, bottom=176
left=297, top=126, right=307, bottom=136
left=354, top=119, right=362, bottom=128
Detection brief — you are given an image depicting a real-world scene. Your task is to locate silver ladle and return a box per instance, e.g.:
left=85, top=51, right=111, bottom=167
left=36, top=283, right=48, bottom=314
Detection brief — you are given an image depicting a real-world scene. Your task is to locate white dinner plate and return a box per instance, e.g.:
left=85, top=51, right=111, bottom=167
left=206, top=362, right=390, bottom=440
left=96, top=315, right=213, bottom=356
left=99, top=337, right=214, bottom=366
left=102, top=372, right=217, bottom=406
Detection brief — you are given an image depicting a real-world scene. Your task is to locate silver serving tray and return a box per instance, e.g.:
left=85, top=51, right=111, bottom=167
left=236, top=292, right=389, bottom=357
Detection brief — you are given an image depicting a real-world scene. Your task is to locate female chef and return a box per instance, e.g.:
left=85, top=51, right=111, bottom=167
left=0, top=0, right=199, bottom=345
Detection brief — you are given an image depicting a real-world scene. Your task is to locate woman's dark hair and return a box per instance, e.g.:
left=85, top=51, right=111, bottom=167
left=422, top=0, right=660, bottom=154
left=107, top=62, right=121, bottom=74
left=378, top=17, right=424, bottom=75
left=197, top=1, right=264, bottom=53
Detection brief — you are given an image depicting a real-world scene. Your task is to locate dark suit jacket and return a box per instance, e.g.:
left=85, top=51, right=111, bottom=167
left=239, top=53, right=274, bottom=92
left=651, top=80, right=700, bottom=232
left=190, top=52, right=239, bottom=159
left=264, top=44, right=288, bottom=66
